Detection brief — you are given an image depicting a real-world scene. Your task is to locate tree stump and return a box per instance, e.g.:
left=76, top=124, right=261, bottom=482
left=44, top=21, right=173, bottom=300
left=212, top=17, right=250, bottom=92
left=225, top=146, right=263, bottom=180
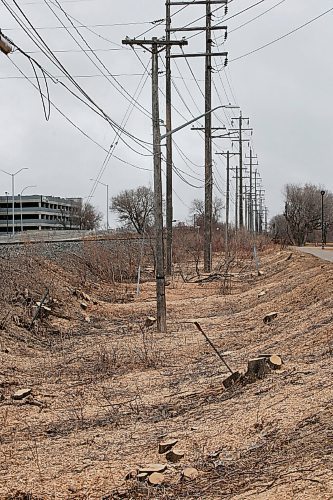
left=263, top=312, right=278, bottom=324
left=166, top=448, right=184, bottom=463
left=245, top=358, right=270, bottom=381
left=159, top=438, right=178, bottom=454
left=268, top=354, right=283, bottom=370
left=148, top=472, right=164, bottom=486
left=182, top=467, right=199, bottom=481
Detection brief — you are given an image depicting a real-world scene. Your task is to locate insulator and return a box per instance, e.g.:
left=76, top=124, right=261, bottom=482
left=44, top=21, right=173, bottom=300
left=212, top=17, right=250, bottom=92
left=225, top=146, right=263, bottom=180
left=224, top=57, right=228, bottom=67
left=225, top=6, right=228, bottom=15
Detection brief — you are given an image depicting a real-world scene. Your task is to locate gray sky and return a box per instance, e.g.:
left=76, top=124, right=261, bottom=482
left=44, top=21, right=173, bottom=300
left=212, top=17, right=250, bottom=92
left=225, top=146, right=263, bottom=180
left=1, top=0, right=332, bottom=228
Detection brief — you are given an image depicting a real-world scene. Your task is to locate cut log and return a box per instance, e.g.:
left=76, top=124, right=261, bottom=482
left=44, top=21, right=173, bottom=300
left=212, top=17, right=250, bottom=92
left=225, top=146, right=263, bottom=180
left=258, top=291, right=266, bottom=298
left=159, top=438, right=178, bottom=454
left=12, top=388, right=32, bottom=400
left=245, top=358, right=269, bottom=381
left=182, top=467, right=199, bottom=481
left=166, top=448, right=184, bottom=463
left=148, top=472, right=164, bottom=486
left=222, top=371, right=241, bottom=389
left=268, top=354, right=283, bottom=370
left=263, top=312, right=278, bottom=324
left=138, top=464, right=167, bottom=474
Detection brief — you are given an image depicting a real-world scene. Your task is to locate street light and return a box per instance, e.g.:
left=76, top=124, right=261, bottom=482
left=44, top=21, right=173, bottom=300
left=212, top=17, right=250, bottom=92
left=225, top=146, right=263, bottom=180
left=156, top=104, right=239, bottom=332
left=1, top=168, right=28, bottom=236
left=321, top=190, right=325, bottom=250
left=19, top=185, right=37, bottom=232
left=5, top=191, right=9, bottom=235
left=90, top=179, right=109, bottom=230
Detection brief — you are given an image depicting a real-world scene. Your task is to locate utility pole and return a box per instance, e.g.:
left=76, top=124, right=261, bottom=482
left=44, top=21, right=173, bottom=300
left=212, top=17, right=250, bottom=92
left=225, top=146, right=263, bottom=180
left=204, top=0, right=213, bottom=272
left=230, top=115, right=252, bottom=228
left=122, top=37, right=188, bottom=333
left=225, top=151, right=230, bottom=254
left=244, top=149, right=258, bottom=232
left=168, top=0, right=228, bottom=273
left=165, top=0, right=173, bottom=275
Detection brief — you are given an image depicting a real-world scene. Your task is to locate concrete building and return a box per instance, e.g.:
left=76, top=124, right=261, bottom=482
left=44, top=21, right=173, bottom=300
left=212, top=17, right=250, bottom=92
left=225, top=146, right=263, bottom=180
left=0, top=195, right=82, bottom=233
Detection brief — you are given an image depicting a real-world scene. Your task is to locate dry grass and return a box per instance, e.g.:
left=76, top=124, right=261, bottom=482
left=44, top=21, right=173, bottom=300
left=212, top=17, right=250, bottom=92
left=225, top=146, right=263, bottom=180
left=0, top=245, right=333, bottom=499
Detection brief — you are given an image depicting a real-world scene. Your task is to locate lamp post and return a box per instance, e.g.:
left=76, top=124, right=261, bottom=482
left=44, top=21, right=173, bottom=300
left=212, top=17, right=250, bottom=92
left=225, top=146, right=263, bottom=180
left=19, top=185, right=37, bottom=232
left=90, top=179, right=109, bottom=230
left=5, top=191, right=9, bottom=235
left=158, top=104, right=239, bottom=331
left=1, top=168, right=28, bottom=236
left=321, top=190, right=325, bottom=250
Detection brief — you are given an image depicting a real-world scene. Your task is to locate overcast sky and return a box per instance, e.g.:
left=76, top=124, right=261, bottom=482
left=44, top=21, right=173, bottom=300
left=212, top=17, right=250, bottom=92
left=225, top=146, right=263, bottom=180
left=0, top=0, right=332, bottom=228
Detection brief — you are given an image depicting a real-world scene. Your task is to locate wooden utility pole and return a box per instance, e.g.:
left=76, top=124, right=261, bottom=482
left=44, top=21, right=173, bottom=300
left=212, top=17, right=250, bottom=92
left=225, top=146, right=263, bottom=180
left=168, top=0, right=228, bottom=273
left=122, top=37, right=187, bottom=333
left=225, top=151, right=230, bottom=254
left=245, top=149, right=258, bottom=232
left=165, top=1, right=173, bottom=276
left=230, top=115, right=252, bottom=228
left=204, top=0, right=213, bottom=272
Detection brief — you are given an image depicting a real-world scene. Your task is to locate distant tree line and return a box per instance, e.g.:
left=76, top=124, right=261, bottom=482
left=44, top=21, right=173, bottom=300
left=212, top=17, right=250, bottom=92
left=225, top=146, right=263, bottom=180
left=271, top=183, right=333, bottom=246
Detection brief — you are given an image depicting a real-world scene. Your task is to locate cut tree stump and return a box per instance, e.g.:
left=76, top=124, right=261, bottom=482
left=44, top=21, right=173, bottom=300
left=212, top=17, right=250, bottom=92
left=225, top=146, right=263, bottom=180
left=245, top=358, right=270, bottom=381
left=268, top=354, right=283, bottom=370
left=145, top=316, right=157, bottom=328
left=166, top=448, right=185, bottom=463
left=222, top=371, right=241, bottom=389
left=182, top=467, right=199, bottom=481
left=159, top=438, right=178, bottom=454
left=263, top=312, right=278, bottom=324
left=148, top=472, right=164, bottom=486
left=138, top=464, right=167, bottom=474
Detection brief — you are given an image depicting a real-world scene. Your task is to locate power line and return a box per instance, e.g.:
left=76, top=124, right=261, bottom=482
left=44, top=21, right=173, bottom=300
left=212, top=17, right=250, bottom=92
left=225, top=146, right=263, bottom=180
left=230, top=5, right=333, bottom=63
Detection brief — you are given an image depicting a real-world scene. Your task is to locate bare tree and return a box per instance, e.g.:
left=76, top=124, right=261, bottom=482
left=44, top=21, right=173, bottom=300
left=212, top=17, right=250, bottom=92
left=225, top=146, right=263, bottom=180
left=190, top=197, right=224, bottom=227
left=270, top=214, right=292, bottom=247
left=111, top=186, right=154, bottom=234
left=69, top=200, right=103, bottom=230
left=283, top=183, right=333, bottom=246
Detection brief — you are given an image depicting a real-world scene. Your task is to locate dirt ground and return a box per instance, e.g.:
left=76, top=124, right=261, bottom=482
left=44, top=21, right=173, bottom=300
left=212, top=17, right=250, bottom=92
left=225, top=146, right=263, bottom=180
left=0, top=247, right=333, bottom=499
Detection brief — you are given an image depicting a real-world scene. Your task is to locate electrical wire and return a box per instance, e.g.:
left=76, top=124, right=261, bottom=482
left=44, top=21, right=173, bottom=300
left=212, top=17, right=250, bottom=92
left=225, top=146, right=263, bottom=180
left=43, top=0, right=152, bottom=120
left=230, top=5, right=333, bottom=63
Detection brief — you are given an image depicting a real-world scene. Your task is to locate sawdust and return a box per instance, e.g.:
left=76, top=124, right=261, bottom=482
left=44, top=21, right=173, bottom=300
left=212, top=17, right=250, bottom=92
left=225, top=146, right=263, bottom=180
left=0, top=248, right=332, bottom=499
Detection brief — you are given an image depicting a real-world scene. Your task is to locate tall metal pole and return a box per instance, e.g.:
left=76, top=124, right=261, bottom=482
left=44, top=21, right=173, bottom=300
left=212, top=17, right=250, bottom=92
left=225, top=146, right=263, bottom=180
left=225, top=151, right=230, bottom=255
left=106, top=183, right=109, bottom=230
left=5, top=191, right=9, bottom=235
left=249, top=148, right=253, bottom=232
left=204, top=0, right=213, bottom=272
left=235, top=163, right=238, bottom=231
left=165, top=0, right=173, bottom=276
left=152, top=40, right=167, bottom=333
left=11, top=174, right=15, bottom=236
left=321, top=190, right=325, bottom=250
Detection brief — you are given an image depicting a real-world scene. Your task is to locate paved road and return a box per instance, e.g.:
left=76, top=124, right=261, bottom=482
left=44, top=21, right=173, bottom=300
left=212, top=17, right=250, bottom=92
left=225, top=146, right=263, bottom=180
left=297, top=246, right=333, bottom=263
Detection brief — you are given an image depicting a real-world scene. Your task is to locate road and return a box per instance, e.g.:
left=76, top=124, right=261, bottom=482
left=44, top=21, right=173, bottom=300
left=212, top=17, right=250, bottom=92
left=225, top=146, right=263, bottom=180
left=297, top=246, right=333, bottom=263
